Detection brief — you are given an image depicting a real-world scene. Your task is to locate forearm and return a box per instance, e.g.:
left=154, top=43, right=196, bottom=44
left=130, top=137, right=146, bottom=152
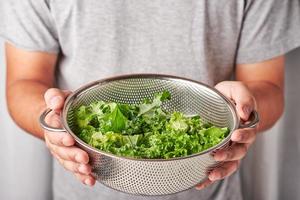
left=245, top=81, right=284, bottom=132
left=6, top=80, right=50, bottom=139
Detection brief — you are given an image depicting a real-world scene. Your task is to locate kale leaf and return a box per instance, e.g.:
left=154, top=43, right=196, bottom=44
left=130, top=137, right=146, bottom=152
left=74, top=91, right=229, bottom=159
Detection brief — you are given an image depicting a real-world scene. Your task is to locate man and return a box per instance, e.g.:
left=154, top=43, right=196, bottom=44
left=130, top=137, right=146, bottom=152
left=1, top=0, right=300, bottom=199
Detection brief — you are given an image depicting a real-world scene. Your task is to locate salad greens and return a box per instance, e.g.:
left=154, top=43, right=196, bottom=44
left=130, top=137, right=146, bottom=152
left=74, top=91, right=229, bottom=159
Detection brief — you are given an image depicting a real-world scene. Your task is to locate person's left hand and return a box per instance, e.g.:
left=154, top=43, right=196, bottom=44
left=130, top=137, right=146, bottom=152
left=195, top=81, right=258, bottom=190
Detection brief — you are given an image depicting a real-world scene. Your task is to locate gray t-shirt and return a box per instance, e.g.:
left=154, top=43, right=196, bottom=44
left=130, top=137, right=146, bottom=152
left=1, top=0, right=300, bottom=200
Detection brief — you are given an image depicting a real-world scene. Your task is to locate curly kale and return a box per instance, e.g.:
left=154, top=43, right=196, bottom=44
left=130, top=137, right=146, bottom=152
left=74, top=91, right=229, bottom=159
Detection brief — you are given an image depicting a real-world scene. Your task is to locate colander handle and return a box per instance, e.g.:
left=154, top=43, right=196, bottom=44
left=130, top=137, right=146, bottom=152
left=238, top=110, right=260, bottom=129
left=39, top=108, right=66, bottom=132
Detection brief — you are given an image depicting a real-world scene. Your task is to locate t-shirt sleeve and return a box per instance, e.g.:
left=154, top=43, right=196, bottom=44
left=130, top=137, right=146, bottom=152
left=236, top=0, right=300, bottom=64
left=0, top=0, right=59, bottom=53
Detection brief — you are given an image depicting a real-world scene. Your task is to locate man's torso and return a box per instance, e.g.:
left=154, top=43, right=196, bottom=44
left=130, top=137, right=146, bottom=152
left=50, top=1, right=245, bottom=199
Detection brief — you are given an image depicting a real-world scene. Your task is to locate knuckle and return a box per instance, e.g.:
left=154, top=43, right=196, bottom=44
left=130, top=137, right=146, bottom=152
left=219, top=168, right=228, bottom=178
left=61, top=160, right=77, bottom=173
left=250, top=129, right=257, bottom=137
left=248, top=137, right=256, bottom=145
left=240, top=131, right=248, bottom=140
left=240, top=144, right=248, bottom=154
left=248, top=132, right=256, bottom=142
left=45, top=132, right=54, bottom=143
left=51, top=114, right=61, bottom=123
left=61, top=160, right=68, bottom=170
left=57, top=147, right=68, bottom=160
left=240, top=129, right=256, bottom=143
left=51, top=133, right=64, bottom=146
left=230, top=161, right=238, bottom=170
left=225, top=162, right=239, bottom=177
left=237, top=145, right=247, bottom=159
left=234, top=161, right=240, bottom=170
left=61, top=147, right=78, bottom=162
left=70, top=162, right=79, bottom=173
left=62, top=134, right=75, bottom=146
left=234, top=129, right=244, bottom=140
left=51, top=144, right=59, bottom=153
left=50, top=117, right=62, bottom=128
left=66, top=151, right=76, bottom=161
left=226, top=151, right=233, bottom=160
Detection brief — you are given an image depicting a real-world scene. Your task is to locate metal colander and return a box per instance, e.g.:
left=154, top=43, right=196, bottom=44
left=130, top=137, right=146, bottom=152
left=40, top=74, right=259, bottom=196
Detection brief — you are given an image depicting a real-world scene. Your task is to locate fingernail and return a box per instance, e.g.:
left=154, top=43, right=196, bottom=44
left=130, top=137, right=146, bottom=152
left=78, top=165, right=89, bottom=174
left=85, top=179, right=93, bottom=186
left=50, top=96, right=62, bottom=107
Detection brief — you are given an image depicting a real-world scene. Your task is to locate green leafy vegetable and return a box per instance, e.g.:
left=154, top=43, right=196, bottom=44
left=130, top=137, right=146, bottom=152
left=74, top=91, right=229, bottom=159
left=103, top=105, right=128, bottom=132
left=138, top=90, right=170, bottom=116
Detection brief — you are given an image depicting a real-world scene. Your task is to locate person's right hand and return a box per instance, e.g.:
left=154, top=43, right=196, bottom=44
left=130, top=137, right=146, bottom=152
left=43, top=88, right=96, bottom=186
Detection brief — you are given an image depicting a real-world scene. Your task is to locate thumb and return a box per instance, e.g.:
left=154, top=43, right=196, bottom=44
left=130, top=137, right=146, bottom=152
left=215, top=81, right=255, bottom=121
left=44, top=88, right=71, bottom=111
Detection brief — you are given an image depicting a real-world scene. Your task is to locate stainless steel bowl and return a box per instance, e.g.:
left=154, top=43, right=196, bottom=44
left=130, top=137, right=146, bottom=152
left=40, top=74, right=259, bottom=196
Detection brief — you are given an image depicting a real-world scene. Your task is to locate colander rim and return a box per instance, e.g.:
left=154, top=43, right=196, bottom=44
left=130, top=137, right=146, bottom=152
left=62, top=73, right=240, bottom=162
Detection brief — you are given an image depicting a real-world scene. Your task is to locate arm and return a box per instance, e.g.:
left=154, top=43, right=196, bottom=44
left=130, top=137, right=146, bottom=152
left=236, top=56, right=284, bottom=131
left=5, top=43, right=95, bottom=186
left=6, top=42, right=57, bottom=139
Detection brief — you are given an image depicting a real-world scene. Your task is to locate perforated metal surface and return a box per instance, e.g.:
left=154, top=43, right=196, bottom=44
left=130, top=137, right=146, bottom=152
left=62, top=74, right=239, bottom=196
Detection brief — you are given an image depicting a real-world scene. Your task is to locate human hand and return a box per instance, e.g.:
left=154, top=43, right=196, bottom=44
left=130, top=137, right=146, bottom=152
left=43, top=88, right=96, bottom=186
left=196, top=81, right=257, bottom=190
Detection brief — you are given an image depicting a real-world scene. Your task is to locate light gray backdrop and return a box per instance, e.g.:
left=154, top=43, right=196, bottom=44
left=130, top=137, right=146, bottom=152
left=0, top=39, right=299, bottom=200
left=0, top=40, right=53, bottom=199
